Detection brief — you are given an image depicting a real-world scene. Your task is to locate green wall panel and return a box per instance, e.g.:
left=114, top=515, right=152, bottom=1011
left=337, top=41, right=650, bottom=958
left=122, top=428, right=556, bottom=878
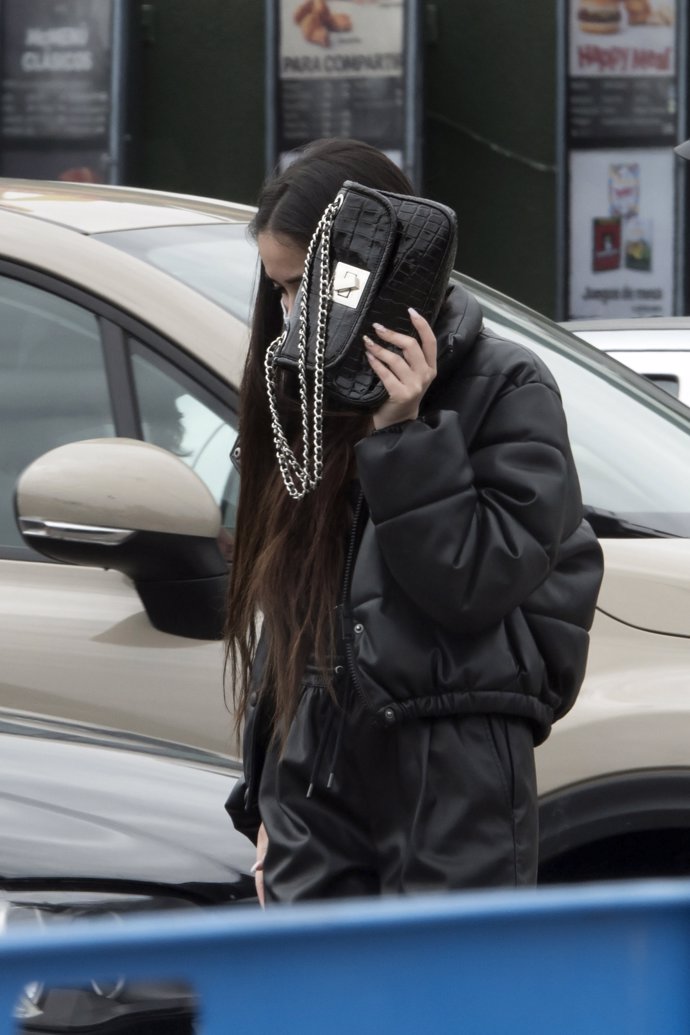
left=133, top=0, right=266, bottom=205
left=423, top=0, right=558, bottom=315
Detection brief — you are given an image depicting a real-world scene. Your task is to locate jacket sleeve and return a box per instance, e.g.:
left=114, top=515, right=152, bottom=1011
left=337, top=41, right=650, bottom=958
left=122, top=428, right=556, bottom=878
left=224, top=631, right=271, bottom=846
left=355, top=380, right=581, bottom=635
left=224, top=776, right=262, bottom=846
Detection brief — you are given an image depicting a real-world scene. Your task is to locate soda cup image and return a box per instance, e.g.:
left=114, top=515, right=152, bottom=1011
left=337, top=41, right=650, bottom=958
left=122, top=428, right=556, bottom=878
left=609, top=164, right=640, bottom=219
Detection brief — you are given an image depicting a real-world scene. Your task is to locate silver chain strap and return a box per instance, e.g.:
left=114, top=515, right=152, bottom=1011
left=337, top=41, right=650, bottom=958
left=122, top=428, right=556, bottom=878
left=265, top=194, right=342, bottom=500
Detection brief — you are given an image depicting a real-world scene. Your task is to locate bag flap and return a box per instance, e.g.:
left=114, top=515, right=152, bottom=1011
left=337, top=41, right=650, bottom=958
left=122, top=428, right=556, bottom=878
left=277, top=182, right=397, bottom=370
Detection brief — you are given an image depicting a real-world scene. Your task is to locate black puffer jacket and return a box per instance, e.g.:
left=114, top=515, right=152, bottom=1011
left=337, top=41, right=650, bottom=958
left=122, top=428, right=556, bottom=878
left=227, top=281, right=604, bottom=842
left=347, top=283, right=603, bottom=745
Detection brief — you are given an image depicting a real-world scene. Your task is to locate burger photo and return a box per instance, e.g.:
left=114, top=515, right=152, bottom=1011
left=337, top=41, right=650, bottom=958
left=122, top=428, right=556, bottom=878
left=577, top=0, right=622, bottom=34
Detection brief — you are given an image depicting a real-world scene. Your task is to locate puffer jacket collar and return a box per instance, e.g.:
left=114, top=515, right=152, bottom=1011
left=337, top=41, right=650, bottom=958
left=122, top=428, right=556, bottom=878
left=435, top=282, right=485, bottom=376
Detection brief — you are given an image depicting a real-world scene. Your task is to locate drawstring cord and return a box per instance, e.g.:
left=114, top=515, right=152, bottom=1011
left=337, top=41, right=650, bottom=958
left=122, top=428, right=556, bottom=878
left=306, top=705, right=336, bottom=799
left=305, top=663, right=349, bottom=798
left=327, top=679, right=351, bottom=789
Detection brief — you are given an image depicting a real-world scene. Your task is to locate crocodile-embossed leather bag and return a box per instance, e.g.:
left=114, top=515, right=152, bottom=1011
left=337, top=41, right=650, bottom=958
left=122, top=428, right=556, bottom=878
left=265, top=180, right=457, bottom=499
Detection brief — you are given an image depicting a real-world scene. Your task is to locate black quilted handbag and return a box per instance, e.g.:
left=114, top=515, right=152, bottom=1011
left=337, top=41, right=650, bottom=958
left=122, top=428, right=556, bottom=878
left=265, top=180, right=457, bottom=499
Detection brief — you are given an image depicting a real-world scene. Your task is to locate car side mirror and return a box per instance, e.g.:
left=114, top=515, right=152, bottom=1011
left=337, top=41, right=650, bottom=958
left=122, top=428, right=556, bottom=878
left=15, top=438, right=228, bottom=640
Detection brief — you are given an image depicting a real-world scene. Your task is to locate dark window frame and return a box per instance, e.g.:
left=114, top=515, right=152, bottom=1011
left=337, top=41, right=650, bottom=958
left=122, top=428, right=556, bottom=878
left=0, top=259, right=239, bottom=562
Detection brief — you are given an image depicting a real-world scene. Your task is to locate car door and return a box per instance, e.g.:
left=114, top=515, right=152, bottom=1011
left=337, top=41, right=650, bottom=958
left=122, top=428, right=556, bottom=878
left=0, top=264, right=241, bottom=756
left=469, top=280, right=690, bottom=795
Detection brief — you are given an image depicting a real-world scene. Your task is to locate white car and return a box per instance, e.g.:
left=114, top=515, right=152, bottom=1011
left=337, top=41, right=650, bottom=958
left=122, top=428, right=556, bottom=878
left=2, top=180, right=690, bottom=882
left=564, top=318, right=690, bottom=406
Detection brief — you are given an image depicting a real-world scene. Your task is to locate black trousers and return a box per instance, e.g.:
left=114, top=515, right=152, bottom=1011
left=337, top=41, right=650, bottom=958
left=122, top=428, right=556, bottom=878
left=258, top=685, right=538, bottom=903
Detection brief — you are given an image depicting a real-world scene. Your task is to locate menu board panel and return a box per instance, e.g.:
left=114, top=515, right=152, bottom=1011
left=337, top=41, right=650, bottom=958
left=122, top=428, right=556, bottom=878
left=269, top=0, right=417, bottom=178
left=567, top=0, right=677, bottom=145
left=1, top=0, right=112, bottom=141
left=563, top=0, right=684, bottom=318
left=0, top=0, right=120, bottom=181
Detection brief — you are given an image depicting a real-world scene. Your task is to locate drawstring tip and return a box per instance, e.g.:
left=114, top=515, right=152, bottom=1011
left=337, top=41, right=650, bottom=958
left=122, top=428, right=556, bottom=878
left=327, top=772, right=335, bottom=789
left=306, top=782, right=314, bottom=798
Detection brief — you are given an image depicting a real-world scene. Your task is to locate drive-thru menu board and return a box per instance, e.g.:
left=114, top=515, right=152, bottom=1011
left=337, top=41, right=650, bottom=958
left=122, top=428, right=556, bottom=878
left=267, top=0, right=419, bottom=183
left=564, top=0, right=684, bottom=318
left=0, top=0, right=123, bottom=182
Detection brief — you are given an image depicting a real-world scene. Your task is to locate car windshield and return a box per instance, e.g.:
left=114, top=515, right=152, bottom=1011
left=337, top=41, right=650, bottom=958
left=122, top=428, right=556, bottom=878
left=95, top=228, right=690, bottom=540
left=96, top=222, right=258, bottom=323
left=460, top=274, right=690, bottom=539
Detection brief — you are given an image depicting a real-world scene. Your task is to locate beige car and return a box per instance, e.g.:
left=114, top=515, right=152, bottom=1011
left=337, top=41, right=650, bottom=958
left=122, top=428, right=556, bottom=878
left=3, top=180, right=690, bottom=881
left=0, top=181, right=254, bottom=755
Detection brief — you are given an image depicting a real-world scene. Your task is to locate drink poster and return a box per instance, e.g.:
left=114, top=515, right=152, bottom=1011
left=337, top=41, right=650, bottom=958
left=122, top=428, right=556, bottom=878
left=568, top=148, right=675, bottom=317
left=268, top=0, right=419, bottom=181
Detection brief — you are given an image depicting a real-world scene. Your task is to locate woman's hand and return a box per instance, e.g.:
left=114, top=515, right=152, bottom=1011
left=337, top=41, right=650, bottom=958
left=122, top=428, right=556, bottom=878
left=252, top=822, right=269, bottom=907
left=364, top=308, right=437, bottom=431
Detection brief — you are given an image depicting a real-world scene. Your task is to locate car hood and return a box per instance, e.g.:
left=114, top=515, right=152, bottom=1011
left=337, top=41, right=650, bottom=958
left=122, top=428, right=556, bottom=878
left=598, top=538, right=690, bottom=637
left=0, top=726, right=255, bottom=894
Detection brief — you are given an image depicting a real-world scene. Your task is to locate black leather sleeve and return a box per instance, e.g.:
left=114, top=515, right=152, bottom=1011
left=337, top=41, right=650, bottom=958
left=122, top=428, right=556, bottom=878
left=354, top=383, right=581, bottom=636
left=224, top=777, right=261, bottom=846
left=224, top=631, right=272, bottom=846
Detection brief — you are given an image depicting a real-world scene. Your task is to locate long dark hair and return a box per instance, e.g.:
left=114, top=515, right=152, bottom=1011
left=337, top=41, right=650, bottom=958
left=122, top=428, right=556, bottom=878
left=226, top=139, right=414, bottom=744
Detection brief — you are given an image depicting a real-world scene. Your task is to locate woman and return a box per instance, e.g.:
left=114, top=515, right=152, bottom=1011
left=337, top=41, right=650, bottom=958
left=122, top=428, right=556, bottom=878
left=225, top=138, right=603, bottom=905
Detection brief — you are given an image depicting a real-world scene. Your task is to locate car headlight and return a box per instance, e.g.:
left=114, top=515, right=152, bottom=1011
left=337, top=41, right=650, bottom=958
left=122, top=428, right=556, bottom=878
left=1, top=891, right=199, bottom=1034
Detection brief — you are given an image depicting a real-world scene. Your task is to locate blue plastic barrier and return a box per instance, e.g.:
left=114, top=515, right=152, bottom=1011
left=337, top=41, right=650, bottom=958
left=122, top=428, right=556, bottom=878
left=2, top=879, right=690, bottom=1033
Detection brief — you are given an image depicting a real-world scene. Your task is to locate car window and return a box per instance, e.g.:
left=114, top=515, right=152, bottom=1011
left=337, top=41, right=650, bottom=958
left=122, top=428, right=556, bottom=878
left=475, top=291, right=690, bottom=538
left=97, top=223, right=258, bottom=324
left=129, top=342, right=239, bottom=531
left=0, top=276, right=114, bottom=549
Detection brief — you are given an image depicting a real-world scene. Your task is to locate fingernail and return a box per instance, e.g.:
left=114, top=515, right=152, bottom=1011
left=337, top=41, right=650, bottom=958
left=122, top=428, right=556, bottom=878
left=363, top=335, right=374, bottom=348
left=372, top=322, right=385, bottom=332
left=408, top=307, right=419, bottom=317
